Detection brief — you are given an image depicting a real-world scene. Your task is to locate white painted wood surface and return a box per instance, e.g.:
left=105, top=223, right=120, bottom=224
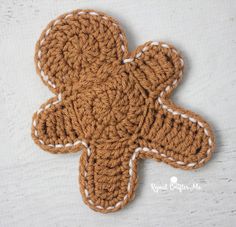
left=0, top=0, right=236, bottom=226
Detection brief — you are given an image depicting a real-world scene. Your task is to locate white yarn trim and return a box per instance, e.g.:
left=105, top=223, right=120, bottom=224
left=33, top=60, right=213, bottom=212
left=33, top=10, right=214, bottom=212
left=36, top=10, right=126, bottom=90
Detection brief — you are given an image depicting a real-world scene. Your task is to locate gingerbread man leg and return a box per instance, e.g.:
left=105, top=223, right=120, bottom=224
left=124, top=42, right=215, bottom=169
left=79, top=142, right=139, bottom=213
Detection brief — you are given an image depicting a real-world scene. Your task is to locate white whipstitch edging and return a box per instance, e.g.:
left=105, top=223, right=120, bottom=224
left=122, top=41, right=213, bottom=167
left=33, top=11, right=213, bottom=211
left=36, top=10, right=126, bottom=90
left=122, top=41, right=184, bottom=66
left=33, top=94, right=91, bottom=150
left=33, top=95, right=212, bottom=212
left=33, top=42, right=213, bottom=211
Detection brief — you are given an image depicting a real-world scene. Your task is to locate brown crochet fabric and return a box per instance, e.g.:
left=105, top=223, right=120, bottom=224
left=32, top=9, right=215, bottom=213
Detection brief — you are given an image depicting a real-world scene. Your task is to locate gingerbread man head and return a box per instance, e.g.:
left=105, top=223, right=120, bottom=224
left=32, top=9, right=215, bottom=213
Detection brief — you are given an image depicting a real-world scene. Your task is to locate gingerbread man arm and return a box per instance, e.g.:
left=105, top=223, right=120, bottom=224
left=125, top=42, right=215, bottom=169
left=32, top=92, right=87, bottom=154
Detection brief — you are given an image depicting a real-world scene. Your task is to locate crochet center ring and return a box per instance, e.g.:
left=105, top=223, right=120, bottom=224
left=70, top=64, right=148, bottom=142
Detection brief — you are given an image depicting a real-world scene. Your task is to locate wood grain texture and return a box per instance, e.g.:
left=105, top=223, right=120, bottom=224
left=0, top=0, right=235, bottom=226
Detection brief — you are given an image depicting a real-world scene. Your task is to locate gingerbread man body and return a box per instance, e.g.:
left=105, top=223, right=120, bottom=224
left=32, top=9, right=215, bottom=213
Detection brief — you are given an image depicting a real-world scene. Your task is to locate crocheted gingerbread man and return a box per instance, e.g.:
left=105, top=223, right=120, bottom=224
left=32, top=9, right=215, bottom=213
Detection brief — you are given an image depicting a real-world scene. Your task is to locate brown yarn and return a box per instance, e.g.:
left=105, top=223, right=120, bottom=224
left=31, top=9, right=215, bottom=213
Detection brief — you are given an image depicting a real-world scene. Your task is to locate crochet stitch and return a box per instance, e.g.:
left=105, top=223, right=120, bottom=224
left=32, top=9, right=215, bottom=213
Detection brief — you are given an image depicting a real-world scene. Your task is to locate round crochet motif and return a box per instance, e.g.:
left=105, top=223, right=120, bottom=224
left=32, top=9, right=215, bottom=213
left=72, top=65, right=147, bottom=142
